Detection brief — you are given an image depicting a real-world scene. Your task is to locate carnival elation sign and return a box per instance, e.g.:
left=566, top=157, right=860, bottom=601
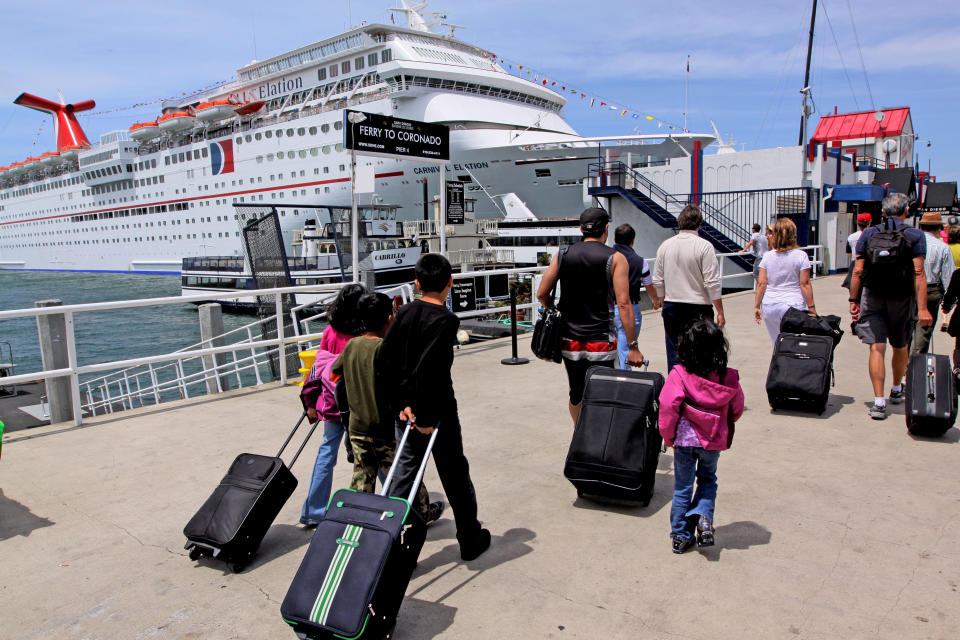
left=344, top=110, right=449, bottom=161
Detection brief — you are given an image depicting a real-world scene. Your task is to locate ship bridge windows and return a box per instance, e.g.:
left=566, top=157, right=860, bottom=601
left=329, top=64, right=339, bottom=78
left=381, top=49, right=392, bottom=63
left=368, top=52, right=378, bottom=67
left=341, top=60, right=351, bottom=74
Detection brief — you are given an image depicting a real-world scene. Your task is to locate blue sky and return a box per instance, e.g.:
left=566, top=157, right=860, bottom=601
left=1, top=0, right=957, bottom=180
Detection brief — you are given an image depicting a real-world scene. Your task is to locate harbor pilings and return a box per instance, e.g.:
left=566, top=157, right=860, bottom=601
left=34, top=299, right=73, bottom=424
left=198, top=303, right=230, bottom=394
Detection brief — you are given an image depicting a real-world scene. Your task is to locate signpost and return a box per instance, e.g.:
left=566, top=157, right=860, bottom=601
left=450, top=279, right=477, bottom=313
left=344, top=110, right=451, bottom=278
left=446, top=181, right=465, bottom=225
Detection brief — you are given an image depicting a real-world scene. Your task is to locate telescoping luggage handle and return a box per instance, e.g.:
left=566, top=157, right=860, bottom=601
left=380, top=420, right=439, bottom=504
left=276, top=411, right=322, bottom=470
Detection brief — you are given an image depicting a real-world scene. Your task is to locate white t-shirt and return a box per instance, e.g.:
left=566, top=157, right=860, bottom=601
left=750, top=232, right=769, bottom=257
left=759, top=248, right=811, bottom=305
left=846, top=230, right=862, bottom=256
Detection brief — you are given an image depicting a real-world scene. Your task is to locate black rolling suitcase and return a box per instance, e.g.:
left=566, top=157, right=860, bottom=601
left=906, top=352, right=957, bottom=437
left=766, top=333, right=834, bottom=414
left=184, top=412, right=320, bottom=572
left=563, top=364, right=665, bottom=505
left=281, top=423, right=437, bottom=640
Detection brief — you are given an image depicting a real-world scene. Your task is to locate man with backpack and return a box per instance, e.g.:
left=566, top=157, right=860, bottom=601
left=849, top=192, right=933, bottom=420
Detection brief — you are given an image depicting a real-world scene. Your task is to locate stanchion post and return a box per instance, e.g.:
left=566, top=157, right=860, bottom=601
left=501, top=282, right=529, bottom=366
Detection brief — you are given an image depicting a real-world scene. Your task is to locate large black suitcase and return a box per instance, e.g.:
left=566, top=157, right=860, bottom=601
left=766, top=333, right=834, bottom=414
left=281, top=424, right=437, bottom=640
left=184, top=412, right=319, bottom=572
left=563, top=365, right=664, bottom=505
left=905, top=352, right=958, bottom=437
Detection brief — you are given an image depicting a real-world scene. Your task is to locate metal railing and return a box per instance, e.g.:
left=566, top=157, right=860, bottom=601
left=447, top=248, right=516, bottom=267
left=716, top=245, right=823, bottom=285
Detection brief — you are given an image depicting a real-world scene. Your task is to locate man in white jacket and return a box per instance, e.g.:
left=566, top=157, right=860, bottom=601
left=653, top=205, right=725, bottom=371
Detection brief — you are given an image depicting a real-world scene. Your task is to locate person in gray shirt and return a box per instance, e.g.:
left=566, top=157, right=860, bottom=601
left=914, top=211, right=955, bottom=354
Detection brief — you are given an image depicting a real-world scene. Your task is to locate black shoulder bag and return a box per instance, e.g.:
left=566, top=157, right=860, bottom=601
left=531, top=247, right=568, bottom=363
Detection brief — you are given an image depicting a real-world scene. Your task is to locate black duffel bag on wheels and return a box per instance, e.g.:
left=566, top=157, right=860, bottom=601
left=779, top=306, right=844, bottom=347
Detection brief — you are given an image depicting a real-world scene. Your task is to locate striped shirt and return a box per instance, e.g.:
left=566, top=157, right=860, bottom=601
left=922, top=231, right=954, bottom=290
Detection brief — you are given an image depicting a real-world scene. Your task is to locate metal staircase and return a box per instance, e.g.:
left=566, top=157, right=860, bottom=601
left=588, top=162, right=755, bottom=271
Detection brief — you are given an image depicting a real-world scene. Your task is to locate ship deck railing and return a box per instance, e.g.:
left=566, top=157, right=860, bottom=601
left=0, top=267, right=546, bottom=426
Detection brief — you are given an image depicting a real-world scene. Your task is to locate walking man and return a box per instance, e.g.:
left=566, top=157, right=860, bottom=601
left=842, top=213, right=873, bottom=290
left=739, top=223, right=769, bottom=280
left=652, top=205, right=725, bottom=371
left=913, top=211, right=954, bottom=354
left=536, top=208, right=644, bottom=423
left=849, top=192, right=932, bottom=420
left=612, top=223, right=661, bottom=370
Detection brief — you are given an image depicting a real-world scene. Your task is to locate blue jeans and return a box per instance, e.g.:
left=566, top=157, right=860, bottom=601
left=613, top=303, right=642, bottom=370
left=300, top=420, right=344, bottom=524
left=670, top=446, right=720, bottom=541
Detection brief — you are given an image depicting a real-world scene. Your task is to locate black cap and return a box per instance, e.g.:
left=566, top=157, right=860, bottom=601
left=579, top=207, right=609, bottom=232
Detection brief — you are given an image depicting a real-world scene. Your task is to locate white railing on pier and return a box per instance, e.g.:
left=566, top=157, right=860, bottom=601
left=716, top=245, right=823, bottom=285
left=447, top=248, right=516, bottom=267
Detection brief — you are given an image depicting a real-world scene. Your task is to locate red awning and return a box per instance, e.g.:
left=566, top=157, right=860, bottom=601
left=810, top=107, right=910, bottom=144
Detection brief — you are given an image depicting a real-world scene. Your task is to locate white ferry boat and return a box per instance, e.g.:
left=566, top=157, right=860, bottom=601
left=0, top=1, right=713, bottom=273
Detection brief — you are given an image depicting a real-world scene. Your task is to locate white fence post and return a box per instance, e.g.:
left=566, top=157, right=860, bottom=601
left=276, top=293, right=287, bottom=386
left=64, top=311, right=83, bottom=427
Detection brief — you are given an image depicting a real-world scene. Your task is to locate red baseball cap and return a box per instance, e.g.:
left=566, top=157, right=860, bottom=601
left=856, top=213, right=872, bottom=223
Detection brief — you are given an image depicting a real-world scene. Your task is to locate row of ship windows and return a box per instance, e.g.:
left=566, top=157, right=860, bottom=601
left=0, top=232, right=238, bottom=250
left=239, top=34, right=366, bottom=81
left=315, top=51, right=388, bottom=81
left=2, top=176, right=84, bottom=200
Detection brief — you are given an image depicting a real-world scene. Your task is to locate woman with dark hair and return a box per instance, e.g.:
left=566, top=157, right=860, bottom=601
left=298, top=283, right=367, bottom=526
left=947, top=223, right=960, bottom=269
left=754, top=218, right=816, bottom=347
left=658, top=319, right=744, bottom=554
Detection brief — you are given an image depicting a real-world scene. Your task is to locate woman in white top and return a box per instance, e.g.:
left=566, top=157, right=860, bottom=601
left=754, top=217, right=817, bottom=346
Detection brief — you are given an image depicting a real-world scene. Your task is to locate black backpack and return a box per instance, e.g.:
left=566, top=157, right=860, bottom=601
left=861, top=219, right=915, bottom=297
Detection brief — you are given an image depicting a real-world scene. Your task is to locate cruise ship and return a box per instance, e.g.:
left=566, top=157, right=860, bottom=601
left=0, top=1, right=714, bottom=273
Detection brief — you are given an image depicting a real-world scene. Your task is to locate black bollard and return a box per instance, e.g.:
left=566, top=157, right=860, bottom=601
left=501, top=285, right=530, bottom=366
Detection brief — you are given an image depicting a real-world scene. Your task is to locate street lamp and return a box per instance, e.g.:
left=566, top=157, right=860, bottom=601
left=346, top=111, right=367, bottom=283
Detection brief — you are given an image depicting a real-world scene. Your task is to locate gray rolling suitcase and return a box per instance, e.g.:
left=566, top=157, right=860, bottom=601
left=906, top=351, right=957, bottom=437
left=280, top=423, right=437, bottom=640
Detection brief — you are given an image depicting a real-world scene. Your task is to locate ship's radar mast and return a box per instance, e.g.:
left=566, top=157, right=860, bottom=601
left=390, top=0, right=463, bottom=37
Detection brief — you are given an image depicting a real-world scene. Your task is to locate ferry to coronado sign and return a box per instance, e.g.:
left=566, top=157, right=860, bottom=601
left=344, top=110, right=449, bottom=161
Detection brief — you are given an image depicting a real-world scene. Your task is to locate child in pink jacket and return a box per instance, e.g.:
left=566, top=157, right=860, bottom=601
left=658, top=319, right=744, bottom=554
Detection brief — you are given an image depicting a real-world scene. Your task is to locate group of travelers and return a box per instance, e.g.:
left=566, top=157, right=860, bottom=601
left=296, top=191, right=954, bottom=560
left=299, top=253, right=491, bottom=563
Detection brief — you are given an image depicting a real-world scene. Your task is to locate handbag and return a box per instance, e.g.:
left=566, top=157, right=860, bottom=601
left=531, top=247, right=568, bottom=363
left=779, top=306, right=843, bottom=347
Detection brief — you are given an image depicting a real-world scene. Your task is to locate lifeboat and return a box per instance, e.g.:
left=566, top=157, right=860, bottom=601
left=8, top=161, right=24, bottom=174
left=59, top=144, right=82, bottom=161
left=157, top=111, right=196, bottom=132
left=234, top=100, right=265, bottom=116
left=194, top=100, right=236, bottom=122
left=24, top=156, right=42, bottom=171
left=40, top=151, right=61, bottom=167
left=129, top=120, right=161, bottom=141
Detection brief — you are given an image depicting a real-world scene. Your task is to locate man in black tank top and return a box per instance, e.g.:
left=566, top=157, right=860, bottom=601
left=537, top=208, right=645, bottom=423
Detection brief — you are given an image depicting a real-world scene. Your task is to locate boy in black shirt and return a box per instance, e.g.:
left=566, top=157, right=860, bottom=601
left=378, top=253, right=491, bottom=561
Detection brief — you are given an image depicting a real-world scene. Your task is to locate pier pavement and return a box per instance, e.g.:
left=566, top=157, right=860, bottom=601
left=1, top=275, right=958, bottom=639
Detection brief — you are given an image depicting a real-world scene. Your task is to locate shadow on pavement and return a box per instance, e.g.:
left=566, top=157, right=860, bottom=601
left=570, top=471, right=673, bottom=517
left=191, top=523, right=315, bottom=574
left=0, top=489, right=55, bottom=541
left=699, top=520, right=772, bottom=562
left=770, top=394, right=856, bottom=419
left=394, top=597, right=457, bottom=639
left=907, top=427, right=960, bottom=444
left=411, top=527, right=536, bottom=601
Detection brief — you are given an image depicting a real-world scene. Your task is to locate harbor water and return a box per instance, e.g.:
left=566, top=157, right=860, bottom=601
left=0, top=271, right=270, bottom=393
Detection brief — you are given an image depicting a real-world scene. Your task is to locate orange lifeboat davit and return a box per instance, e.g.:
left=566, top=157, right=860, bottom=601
left=235, top=100, right=265, bottom=116
left=40, top=151, right=61, bottom=167
left=129, top=120, right=161, bottom=141
left=195, top=99, right=237, bottom=122
left=157, top=110, right=196, bottom=132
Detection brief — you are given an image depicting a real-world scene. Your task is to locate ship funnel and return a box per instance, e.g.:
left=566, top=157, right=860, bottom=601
left=497, top=193, right=539, bottom=221
left=14, top=92, right=96, bottom=152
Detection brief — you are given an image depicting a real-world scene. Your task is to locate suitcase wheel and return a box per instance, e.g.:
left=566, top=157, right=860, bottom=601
left=576, top=489, right=584, bottom=498
left=230, top=562, right=247, bottom=573
left=188, top=547, right=202, bottom=561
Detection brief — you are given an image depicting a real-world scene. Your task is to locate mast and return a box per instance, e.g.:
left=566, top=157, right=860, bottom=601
left=798, top=0, right=817, bottom=146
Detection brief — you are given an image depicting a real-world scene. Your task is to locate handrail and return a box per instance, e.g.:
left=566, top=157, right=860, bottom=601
left=715, top=245, right=823, bottom=283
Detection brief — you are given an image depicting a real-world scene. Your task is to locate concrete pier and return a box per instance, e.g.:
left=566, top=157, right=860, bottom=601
left=1, top=276, right=958, bottom=639
left=33, top=299, right=72, bottom=424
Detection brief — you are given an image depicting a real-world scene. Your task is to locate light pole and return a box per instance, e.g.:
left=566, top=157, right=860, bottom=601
left=346, top=111, right=367, bottom=283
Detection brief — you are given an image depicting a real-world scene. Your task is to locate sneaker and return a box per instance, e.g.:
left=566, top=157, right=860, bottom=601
left=460, top=528, right=491, bottom=561
left=888, top=388, right=905, bottom=405
left=869, top=403, right=887, bottom=420
left=425, top=500, right=445, bottom=526
left=672, top=536, right=694, bottom=554
left=696, top=516, right=715, bottom=548
left=299, top=518, right=320, bottom=529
